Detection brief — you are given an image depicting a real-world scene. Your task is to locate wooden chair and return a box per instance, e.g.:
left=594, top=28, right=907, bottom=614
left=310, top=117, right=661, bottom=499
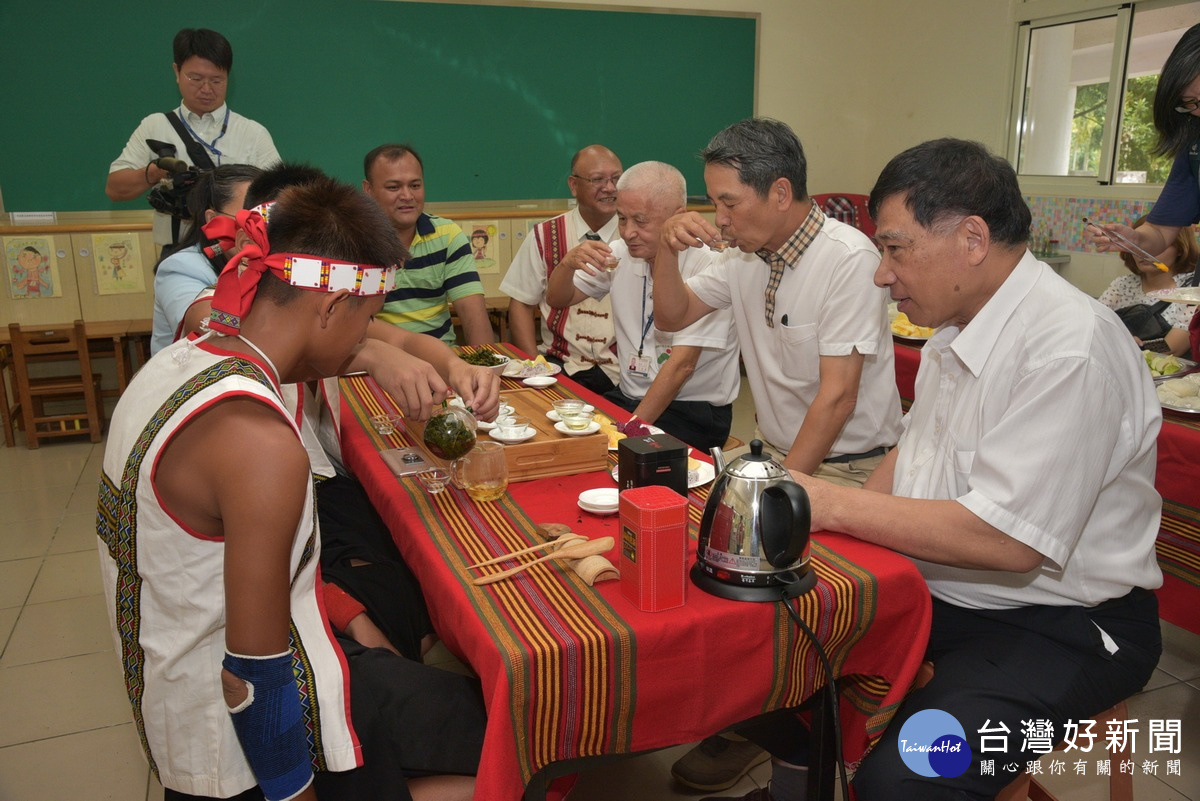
left=912, top=663, right=1132, bottom=801
left=996, top=699, right=1133, bottom=801
left=8, top=321, right=104, bottom=449
left=0, top=343, right=20, bottom=447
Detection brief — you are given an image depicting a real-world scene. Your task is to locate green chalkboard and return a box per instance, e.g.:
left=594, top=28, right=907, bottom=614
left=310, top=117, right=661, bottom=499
left=0, top=1, right=756, bottom=212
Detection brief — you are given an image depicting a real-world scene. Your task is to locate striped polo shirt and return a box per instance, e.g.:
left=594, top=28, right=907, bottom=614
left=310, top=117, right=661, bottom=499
left=378, top=213, right=484, bottom=343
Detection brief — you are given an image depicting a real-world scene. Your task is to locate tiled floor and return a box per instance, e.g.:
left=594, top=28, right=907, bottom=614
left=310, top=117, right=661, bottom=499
left=1, top=381, right=1197, bottom=801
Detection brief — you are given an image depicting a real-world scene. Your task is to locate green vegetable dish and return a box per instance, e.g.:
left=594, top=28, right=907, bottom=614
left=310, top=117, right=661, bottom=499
left=1145, top=352, right=1183, bottom=378
left=461, top=349, right=505, bottom=367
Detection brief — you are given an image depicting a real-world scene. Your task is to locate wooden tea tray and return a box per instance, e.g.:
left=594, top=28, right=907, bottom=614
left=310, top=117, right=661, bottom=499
left=403, top=388, right=609, bottom=483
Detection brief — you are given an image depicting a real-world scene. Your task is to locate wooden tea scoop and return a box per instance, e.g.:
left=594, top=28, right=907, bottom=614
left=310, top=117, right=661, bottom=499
left=472, top=537, right=614, bottom=586
left=464, top=532, right=585, bottom=570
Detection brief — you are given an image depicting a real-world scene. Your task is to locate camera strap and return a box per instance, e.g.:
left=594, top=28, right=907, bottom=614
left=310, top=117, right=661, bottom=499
left=163, top=112, right=217, bottom=171
left=157, top=112, right=216, bottom=244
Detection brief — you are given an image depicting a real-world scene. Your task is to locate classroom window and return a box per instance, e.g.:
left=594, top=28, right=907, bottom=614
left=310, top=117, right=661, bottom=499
left=1013, top=0, right=1200, bottom=184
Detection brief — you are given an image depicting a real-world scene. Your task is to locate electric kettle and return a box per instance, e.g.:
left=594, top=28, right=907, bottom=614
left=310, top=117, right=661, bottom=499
left=691, top=439, right=816, bottom=602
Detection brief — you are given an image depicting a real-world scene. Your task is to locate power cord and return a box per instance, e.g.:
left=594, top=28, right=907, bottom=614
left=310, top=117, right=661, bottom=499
left=782, top=591, right=850, bottom=801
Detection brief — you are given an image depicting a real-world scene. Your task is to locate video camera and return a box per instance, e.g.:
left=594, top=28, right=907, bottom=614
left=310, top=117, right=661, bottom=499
left=145, top=139, right=204, bottom=219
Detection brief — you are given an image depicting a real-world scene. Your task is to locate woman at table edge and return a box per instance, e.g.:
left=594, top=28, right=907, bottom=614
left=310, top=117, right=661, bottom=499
left=1096, top=216, right=1198, bottom=357
left=150, top=164, right=261, bottom=355
left=1087, top=22, right=1200, bottom=355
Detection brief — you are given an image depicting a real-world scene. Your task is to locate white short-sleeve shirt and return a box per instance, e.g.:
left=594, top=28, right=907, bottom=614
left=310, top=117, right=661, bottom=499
left=574, top=242, right=740, bottom=405
left=686, top=217, right=901, bottom=457
left=895, top=252, right=1163, bottom=609
left=109, top=103, right=281, bottom=245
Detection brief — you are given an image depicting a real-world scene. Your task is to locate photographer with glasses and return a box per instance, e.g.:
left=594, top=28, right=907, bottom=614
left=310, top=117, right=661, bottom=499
left=105, top=28, right=280, bottom=257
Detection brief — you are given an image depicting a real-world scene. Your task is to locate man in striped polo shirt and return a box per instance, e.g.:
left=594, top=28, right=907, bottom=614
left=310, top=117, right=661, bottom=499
left=363, top=143, right=495, bottom=345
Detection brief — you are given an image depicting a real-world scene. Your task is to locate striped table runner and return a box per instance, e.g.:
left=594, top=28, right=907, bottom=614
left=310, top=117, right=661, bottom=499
left=341, top=362, right=931, bottom=800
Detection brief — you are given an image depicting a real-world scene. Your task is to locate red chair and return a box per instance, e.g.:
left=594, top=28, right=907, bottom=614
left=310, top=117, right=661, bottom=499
left=810, top=192, right=875, bottom=238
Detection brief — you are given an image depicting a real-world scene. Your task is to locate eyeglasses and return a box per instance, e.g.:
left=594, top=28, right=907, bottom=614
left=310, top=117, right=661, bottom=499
left=184, top=73, right=227, bottom=89
left=1175, top=98, right=1200, bottom=113
left=571, top=173, right=622, bottom=187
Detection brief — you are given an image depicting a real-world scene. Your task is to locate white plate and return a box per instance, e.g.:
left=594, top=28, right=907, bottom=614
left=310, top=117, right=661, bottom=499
left=1147, top=286, right=1200, bottom=305
left=578, top=488, right=619, bottom=509
left=554, top=420, right=601, bottom=436
left=1161, top=400, right=1200, bottom=415
left=489, top=426, right=537, bottom=444
left=1147, top=356, right=1198, bottom=382
left=604, top=423, right=664, bottom=451
left=476, top=419, right=497, bottom=431
left=578, top=501, right=618, bottom=516
left=546, top=404, right=594, bottom=421
left=522, top=375, right=558, bottom=388
left=610, top=460, right=716, bottom=489
left=502, top=360, right=564, bottom=378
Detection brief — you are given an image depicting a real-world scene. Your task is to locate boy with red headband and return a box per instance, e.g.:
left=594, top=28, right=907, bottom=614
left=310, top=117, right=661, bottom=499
left=97, top=178, right=485, bottom=801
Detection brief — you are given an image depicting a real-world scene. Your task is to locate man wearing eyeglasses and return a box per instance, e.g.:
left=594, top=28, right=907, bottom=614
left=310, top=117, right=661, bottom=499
left=105, top=28, right=280, bottom=255
left=501, top=145, right=622, bottom=394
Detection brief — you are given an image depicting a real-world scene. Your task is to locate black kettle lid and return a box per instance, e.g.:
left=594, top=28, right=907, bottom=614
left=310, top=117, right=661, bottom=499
left=743, top=439, right=769, bottom=462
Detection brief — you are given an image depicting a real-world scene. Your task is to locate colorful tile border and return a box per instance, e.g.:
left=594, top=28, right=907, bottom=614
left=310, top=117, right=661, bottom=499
left=1025, top=195, right=1157, bottom=252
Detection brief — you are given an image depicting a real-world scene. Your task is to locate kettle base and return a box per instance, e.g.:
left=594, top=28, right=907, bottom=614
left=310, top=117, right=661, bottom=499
left=690, top=563, right=817, bottom=603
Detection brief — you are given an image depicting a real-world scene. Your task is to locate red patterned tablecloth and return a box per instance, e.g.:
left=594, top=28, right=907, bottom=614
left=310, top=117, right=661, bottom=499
left=894, top=342, right=1200, bottom=635
left=339, top=348, right=931, bottom=801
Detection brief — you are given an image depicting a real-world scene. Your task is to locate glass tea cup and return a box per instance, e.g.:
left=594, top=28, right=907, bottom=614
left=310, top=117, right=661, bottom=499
left=562, top=409, right=595, bottom=431
left=369, top=413, right=401, bottom=435
left=497, top=415, right=530, bottom=440
left=603, top=255, right=620, bottom=272
left=450, top=441, right=509, bottom=502
left=552, top=398, right=585, bottom=422
left=416, top=468, right=450, bottom=494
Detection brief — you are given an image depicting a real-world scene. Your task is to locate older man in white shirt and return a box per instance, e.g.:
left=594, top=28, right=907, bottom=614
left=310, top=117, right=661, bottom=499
left=702, top=139, right=1164, bottom=801
left=545, top=161, right=739, bottom=451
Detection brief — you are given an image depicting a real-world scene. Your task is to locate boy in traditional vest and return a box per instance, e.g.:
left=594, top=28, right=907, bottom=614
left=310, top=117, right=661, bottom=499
left=97, top=178, right=484, bottom=801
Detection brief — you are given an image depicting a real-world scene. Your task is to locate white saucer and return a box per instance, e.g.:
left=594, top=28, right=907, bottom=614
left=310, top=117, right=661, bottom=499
left=554, top=420, right=601, bottom=436
left=489, top=426, right=536, bottom=444
left=578, top=501, right=618, bottom=516
left=578, top=488, right=619, bottom=510
left=522, top=375, right=558, bottom=388
left=546, top=404, right=594, bottom=422
left=476, top=419, right=497, bottom=431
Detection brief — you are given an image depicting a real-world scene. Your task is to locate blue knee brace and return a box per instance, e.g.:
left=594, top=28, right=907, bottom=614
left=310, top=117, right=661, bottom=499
left=222, top=650, right=313, bottom=801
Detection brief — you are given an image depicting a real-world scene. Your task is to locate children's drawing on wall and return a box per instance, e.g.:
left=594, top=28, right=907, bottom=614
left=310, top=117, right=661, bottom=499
left=92, top=233, right=146, bottom=295
left=463, top=221, right=499, bottom=274
left=4, top=236, right=62, bottom=299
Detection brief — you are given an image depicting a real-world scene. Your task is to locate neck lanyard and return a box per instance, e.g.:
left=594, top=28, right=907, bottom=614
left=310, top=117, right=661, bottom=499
left=637, top=273, right=655, bottom=358
left=180, top=105, right=230, bottom=163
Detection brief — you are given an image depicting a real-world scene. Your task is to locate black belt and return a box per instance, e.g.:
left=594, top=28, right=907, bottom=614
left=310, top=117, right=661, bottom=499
left=824, top=446, right=887, bottom=464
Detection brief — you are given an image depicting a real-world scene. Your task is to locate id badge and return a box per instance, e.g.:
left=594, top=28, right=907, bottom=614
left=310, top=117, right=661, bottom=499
left=627, top=354, right=652, bottom=377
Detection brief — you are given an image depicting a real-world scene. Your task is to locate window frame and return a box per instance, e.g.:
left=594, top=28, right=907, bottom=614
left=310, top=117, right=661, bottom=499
left=1008, top=3, right=1134, bottom=188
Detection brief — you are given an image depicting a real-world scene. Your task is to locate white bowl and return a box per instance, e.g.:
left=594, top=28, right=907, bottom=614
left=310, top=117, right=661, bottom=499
left=522, top=375, right=558, bottom=388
